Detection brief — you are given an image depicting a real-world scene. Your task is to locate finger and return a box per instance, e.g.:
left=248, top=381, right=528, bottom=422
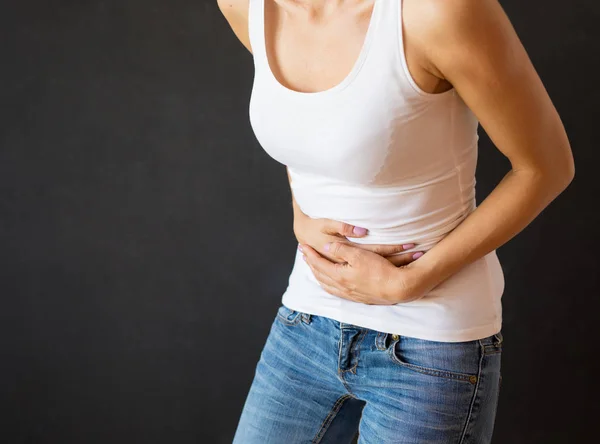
left=302, top=244, right=349, bottom=281
left=302, top=249, right=374, bottom=305
left=316, top=238, right=355, bottom=263
left=322, top=219, right=369, bottom=238
left=357, top=242, right=417, bottom=256
left=387, top=251, right=425, bottom=267
left=315, top=279, right=353, bottom=300
left=321, top=253, right=351, bottom=264
left=317, top=280, right=371, bottom=304
left=327, top=241, right=363, bottom=265
left=304, top=264, right=359, bottom=302
left=308, top=261, right=346, bottom=291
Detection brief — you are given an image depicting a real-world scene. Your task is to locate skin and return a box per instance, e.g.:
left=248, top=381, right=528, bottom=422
left=219, top=0, right=429, bottom=266
left=218, top=0, right=575, bottom=305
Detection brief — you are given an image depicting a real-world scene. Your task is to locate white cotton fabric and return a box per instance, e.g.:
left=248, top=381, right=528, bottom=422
left=247, top=0, right=504, bottom=342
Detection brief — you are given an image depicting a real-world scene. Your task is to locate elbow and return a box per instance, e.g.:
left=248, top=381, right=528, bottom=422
left=517, top=153, right=575, bottom=196
left=558, top=150, right=576, bottom=191
left=544, top=161, right=575, bottom=197
left=557, top=132, right=576, bottom=188
left=562, top=165, right=575, bottom=190
left=544, top=140, right=576, bottom=192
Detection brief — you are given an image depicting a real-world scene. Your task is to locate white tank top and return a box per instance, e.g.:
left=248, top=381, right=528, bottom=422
left=248, top=0, right=504, bottom=342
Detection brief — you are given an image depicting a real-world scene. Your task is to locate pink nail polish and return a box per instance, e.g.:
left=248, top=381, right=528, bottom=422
left=402, top=243, right=415, bottom=249
left=412, top=252, right=424, bottom=259
left=298, top=244, right=303, bottom=252
left=353, top=226, right=367, bottom=235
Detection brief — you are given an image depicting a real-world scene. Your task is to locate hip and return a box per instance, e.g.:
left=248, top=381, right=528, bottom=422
left=282, top=248, right=504, bottom=342
left=233, top=304, right=503, bottom=443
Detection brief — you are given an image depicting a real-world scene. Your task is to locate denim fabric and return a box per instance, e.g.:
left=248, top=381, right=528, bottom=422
left=232, top=304, right=503, bottom=444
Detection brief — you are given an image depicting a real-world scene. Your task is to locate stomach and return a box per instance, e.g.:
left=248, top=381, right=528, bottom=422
left=289, top=166, right=477, bottom=255
left=282, top=163, right=505, bottom=342
left=281, top=246, right=505, bottom=342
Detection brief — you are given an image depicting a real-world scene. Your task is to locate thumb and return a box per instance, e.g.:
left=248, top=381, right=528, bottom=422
left=322, top=219, right=368, bottom=238
left=326, top=241, right=362, bottom=264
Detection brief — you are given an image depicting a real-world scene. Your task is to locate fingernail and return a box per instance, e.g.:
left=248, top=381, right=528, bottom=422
left=302, top=255, right=307, bottom=261
left=353, top=226, right=367, bottom=235
left=324, top=243, right=330, bottom=251
left=402, top=243, right=415, bottom=249
left=412, top=252, right=424, bottom=259
left=298, top=244, right=303, bottom=252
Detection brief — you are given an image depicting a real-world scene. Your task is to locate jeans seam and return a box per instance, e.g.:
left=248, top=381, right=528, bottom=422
left=483, top=349, right=501, bottom=355
left=312, top=394, right=354, bottom=444
left=387, top=338, right=477, bottom=383
left=340, top=329, right=368, bottom=375
left=459, top=341, right=486, bottom=444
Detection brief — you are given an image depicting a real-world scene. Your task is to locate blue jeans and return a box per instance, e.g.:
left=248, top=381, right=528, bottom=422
left=232, top=304, right=503, bottom=443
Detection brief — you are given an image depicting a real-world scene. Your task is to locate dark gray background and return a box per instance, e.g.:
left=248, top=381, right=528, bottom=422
left=1, top=0, right=598, bottom=442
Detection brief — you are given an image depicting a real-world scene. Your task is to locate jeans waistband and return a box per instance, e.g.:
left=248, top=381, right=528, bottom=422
left=295, top=311, right=502, bottom=347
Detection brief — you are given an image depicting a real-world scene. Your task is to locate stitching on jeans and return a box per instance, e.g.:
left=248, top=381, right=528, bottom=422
left=387, top=339, right=477, bottom=382
left=375, top=331, right=386, bottom=350
left=482, top=339, right=502, bottom=356
left=342, top=329, right=368, bottom=375
left=312, top=394, right=354, bottom=443
left=458, top=340, right=486, bottom=443
left=276, top=308, right=302, bottom=326
left=483, top=349, right=502, bottom=355
left=349, top=329, right=368, bottom=374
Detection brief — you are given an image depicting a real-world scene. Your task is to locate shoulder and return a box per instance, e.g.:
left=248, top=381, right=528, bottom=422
left=216, top=0, right=249, bottom=14
left=216, top=0, right=253, bottom=54
left=403, top=0, right=517, bottom=79
left=405, top=0, right=503, bottom=35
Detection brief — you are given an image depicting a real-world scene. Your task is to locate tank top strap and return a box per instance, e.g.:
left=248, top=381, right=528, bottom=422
left=368, top=0, right=445, bottom=99
left=369, top=0, right=403, bottom=59
left=384, top=0, right=401, bottom=34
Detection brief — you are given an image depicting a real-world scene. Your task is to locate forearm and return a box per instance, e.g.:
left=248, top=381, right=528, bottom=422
left=400, top=167, right=573, bottom=296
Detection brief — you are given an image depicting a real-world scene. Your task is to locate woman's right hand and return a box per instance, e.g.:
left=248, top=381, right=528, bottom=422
left=293, top=209, right=424, bottom=267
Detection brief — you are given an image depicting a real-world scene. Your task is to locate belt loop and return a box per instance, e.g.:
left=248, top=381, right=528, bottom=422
left=375, top=331, right=389, bottom=350
left=494, top=331, right=503, bottom=345
left=301, top=313, right=312, bottom=324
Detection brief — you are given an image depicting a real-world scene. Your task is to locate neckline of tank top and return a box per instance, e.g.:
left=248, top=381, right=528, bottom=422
left=259, top=0, right=383, bottom=100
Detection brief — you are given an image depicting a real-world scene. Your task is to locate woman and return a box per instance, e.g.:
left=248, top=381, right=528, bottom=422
left=218, top=0, right=574, bottom=442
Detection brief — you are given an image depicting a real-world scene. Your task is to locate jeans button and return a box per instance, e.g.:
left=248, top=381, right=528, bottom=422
left=391, top=334, right=399, bottom=341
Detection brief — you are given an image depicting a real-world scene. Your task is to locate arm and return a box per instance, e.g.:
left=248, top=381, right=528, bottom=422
left=217, top=0, right=252, bottom=54
left=300, top=0, right=574, bottom=304
left=393, top=0, right=575, bottom=297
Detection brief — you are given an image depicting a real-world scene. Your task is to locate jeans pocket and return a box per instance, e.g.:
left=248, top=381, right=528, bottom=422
left=388, top=335, right=480, bottom=384
left=275, top=304, right=303, bottom=326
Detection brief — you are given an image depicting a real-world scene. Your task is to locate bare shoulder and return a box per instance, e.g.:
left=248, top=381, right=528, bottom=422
left=403, top=0, right=513, bottom=79
left=216, top=0, right=252, bottom=54
left=407, top=0, right=574, bottom=183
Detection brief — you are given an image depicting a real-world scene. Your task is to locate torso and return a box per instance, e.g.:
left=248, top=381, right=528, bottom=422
left=228, top=0, right=504, bottom=343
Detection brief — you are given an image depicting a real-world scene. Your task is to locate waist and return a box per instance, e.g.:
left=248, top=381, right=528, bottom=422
left=282, top=248, right=504, bottom=342
left=291, top=173, right=476, bottom=250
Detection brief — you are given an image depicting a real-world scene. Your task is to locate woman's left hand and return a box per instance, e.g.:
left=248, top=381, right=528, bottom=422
left=299, top=242, right=433, bottom=305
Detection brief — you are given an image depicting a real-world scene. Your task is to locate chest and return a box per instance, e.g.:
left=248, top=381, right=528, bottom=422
left=248, top=71, right=431, bottom=185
